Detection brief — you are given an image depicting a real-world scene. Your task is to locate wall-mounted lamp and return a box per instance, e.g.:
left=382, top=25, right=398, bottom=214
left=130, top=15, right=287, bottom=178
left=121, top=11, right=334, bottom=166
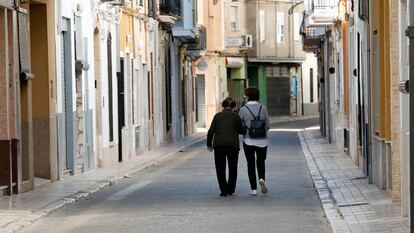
left=399, top=80, right=410, bottom=94
left=20, top=0, right=29, bottom=4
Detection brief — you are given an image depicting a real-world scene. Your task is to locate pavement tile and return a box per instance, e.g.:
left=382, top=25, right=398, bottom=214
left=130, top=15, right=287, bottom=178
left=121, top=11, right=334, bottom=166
left=299, top=129, right=408, bottom=233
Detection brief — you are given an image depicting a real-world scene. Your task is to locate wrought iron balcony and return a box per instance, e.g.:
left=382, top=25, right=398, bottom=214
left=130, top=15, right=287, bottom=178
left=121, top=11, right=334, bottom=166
left=300, top=25, right=325, bottom=52
left=311, top=0, right=337, bottom=10
left=187, top=25, right=206, bottom=57
left=159, top=0, right=181, bottom=17
left=304, top=0, right=338, bottom=27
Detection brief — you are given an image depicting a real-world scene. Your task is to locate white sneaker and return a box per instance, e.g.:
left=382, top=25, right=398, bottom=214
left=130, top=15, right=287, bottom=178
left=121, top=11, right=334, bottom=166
left=259, top=179, right=268, bottom=194
left=249, top=190, right=257, bottom=196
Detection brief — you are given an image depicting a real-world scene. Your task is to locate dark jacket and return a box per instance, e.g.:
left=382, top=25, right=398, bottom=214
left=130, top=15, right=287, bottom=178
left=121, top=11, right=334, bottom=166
left=207, top=109, right=246, bottom=150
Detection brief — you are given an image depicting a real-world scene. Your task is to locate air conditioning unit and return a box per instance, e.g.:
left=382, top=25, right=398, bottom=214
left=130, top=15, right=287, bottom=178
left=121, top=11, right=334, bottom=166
left=101, top=0, right=126, bottom=5
left=241, top=35, right=253, bottom=48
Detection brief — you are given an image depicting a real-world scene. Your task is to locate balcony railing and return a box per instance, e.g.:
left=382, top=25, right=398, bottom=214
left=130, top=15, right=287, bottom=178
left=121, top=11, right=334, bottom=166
left=312, top=0, right=337, bottom=10
left=300, top=25, right=325, bottom=51
left=159, top=0, right=181, bottom=17
left=302, top=27, right=325, bottom=39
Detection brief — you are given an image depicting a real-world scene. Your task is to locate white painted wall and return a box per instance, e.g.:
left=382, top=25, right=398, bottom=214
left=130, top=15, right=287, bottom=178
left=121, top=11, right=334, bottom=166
left=301, top=53, right=318, bottom=104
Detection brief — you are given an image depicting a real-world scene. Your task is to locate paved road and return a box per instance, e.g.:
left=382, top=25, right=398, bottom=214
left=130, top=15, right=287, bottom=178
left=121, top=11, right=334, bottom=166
left=22, top=119, right=330, bottom=233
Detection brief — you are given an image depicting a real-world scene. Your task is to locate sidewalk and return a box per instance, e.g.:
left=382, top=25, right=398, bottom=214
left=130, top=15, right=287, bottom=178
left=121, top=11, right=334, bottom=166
left=270, top=115, right=319, bottom=124
left=299, top=128, right=409, bottom=233
left=0, top=133, right=205, bottom=233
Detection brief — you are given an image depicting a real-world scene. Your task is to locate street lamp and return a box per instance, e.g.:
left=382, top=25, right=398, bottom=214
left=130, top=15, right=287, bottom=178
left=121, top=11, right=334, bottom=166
left=288, top=1, right=304, bottom=15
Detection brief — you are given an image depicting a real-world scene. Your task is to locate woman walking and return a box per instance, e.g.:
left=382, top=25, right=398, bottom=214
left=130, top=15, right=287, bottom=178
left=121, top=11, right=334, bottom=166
left=207, top=97, right=246, bottom=197
left=239, top=87, right=270, bottom=195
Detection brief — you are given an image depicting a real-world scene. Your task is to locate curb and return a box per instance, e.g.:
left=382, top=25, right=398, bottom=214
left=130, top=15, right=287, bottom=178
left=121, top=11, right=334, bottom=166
left=298, top=131, right=351, bottom=233
left=1, top=136, right=205, bottom=233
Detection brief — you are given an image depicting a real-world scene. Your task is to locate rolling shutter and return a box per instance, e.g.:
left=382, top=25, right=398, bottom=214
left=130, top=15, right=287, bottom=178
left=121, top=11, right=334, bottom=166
left=266, top=66, right=290, bottom=116
left=195, top=75, right=206, bottom=128
left=60, top=34, right=67, bottom=170
left=18, top=10, right=33, bottom=80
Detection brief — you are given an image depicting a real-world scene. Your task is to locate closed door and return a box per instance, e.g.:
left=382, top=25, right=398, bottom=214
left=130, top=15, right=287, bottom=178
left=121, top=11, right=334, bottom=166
left=60, top=34, right=68, bottom=171
left=195, top=75, right=206, bottom=128
left=267, top=76, right=290, bottom=116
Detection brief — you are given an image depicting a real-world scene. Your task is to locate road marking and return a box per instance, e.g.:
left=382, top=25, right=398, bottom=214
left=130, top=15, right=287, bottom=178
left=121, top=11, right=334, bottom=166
left=106, top=181, right=151, bottom=201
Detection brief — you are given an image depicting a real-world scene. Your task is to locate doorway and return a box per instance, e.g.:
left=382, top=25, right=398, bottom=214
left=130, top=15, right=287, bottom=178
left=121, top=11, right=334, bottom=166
left=58, top=17, right=75, bottom=177
left=195, top=75, right=206, bottom=128
left=30, top=1, right=54, bottom=180
left=117, top=58, right=125, bottom=162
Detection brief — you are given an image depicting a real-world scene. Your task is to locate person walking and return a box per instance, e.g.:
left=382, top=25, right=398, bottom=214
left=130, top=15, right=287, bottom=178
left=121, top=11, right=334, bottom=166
left=239, top=86, right=270, bottom=195
left=207, top=97, right=246, bottom=197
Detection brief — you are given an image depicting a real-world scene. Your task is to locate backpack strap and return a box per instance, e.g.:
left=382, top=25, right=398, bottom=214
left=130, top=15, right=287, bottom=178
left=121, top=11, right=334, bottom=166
left=244, top=106, right=256, bottom=119
left=258, top=105, right=262, bottom=119
left=245, top=105, right=262, bottom=120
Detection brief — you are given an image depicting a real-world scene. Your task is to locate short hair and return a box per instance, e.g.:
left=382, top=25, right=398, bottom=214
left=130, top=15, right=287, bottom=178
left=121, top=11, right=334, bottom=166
left=245, top=86, right=260, bottom=101
left=222, top=97, right=233, bottom=108
left=230, top=99, right=236, bottom=109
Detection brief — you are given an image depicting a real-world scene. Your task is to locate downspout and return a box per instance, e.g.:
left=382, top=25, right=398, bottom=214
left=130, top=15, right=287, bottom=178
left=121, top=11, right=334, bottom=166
left=407, top=0, right=414, bottom=230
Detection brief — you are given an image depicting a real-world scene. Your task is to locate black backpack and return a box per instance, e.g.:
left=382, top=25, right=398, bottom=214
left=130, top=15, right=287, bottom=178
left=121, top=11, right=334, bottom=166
left=245, top=105, right=266, bottom=138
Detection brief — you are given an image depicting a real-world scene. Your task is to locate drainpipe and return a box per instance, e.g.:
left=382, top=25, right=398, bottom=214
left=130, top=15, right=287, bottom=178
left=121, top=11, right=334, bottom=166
left=405, top=0, right=414, bottom=230
left=407, top=0, right=414, bottom=230
left=366, top=0, right=372, bottom=184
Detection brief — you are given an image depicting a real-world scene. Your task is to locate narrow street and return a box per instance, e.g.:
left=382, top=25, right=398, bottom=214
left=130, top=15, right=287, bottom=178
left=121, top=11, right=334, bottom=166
left=20, top=119, right=330, bottom=233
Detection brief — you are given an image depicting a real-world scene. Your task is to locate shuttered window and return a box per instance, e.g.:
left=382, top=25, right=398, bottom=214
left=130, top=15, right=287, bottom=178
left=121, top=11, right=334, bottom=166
left=74, top=14, right=83, bottom=62
left=259, top=10, right=265, bottom=42
left=18, top=10, right=33, bottom=80
left=0, top=0, right=13, bottom=8
left=107, top=33, right=114, bottom=142
left=276, top=12, right=284, bottom=43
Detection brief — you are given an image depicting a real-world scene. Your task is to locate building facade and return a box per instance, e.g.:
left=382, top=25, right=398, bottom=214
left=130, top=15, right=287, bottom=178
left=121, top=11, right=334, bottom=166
left=0, top=0, right=201, bottom=196
left=302, top=0, right=411, bottom=221
left=246, top=0, right=316, bottom=117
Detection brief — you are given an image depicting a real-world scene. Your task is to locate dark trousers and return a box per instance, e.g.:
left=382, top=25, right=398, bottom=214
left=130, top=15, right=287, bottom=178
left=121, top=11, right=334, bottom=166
left=243, top=143, right=267, bottom=190
left=214, top=146, right=239, bottom=195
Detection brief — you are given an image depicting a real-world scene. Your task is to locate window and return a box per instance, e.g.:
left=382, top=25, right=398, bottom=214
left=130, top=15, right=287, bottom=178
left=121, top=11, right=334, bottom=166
left=276, top=12, right=284, bottom=43
left=230, top=6, right=238, bottom=31
left=294, top=12, right=302, bottom=42
left=259, top=10, right=265, bottom=42
left=107, top=33, right=114, bottom=142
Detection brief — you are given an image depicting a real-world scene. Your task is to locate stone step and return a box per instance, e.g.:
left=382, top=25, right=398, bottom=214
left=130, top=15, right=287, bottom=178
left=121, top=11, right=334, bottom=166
left=0, top=185, right=8, bottom=196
